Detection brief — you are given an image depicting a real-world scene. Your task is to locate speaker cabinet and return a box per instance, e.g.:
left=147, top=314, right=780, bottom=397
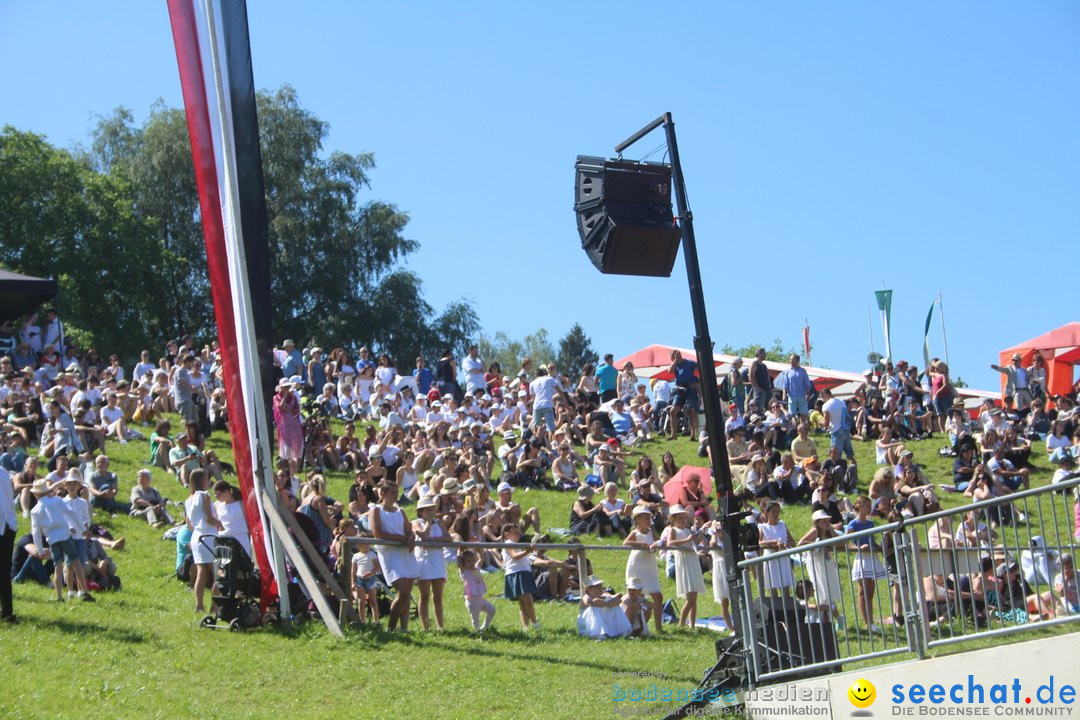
left=574, top=156, right=682, bottom=277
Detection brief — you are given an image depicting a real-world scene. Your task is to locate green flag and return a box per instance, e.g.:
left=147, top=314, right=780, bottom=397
left=874, top=290, right=893, bottom=361
left=923, top=300, right=936, bottom=370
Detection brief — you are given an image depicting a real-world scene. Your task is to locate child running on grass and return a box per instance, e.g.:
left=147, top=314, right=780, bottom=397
left=458, top=549, right=495, bottom=631
left=502, top=523, right=539, bottom=630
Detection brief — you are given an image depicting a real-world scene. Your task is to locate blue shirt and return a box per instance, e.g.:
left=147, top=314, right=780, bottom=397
left=595, top=363, right=617, bottom=393
left=780, top=367, right=813, bottom=399
left=282, top=349, right=305, bottom=382
left=413, top=367, right=433, bottom=394
left=673, top=359, right=698, bottom=387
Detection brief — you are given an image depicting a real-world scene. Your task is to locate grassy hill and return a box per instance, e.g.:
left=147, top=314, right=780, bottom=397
left=1, top=415, right=1073, bottom=720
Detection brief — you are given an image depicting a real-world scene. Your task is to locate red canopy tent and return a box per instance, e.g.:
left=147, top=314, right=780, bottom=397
left=617, top=343, right=998, bottom=411
left=999, top=323, right=1080, bottom=399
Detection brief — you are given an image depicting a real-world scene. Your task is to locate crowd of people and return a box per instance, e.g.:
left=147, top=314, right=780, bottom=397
left=1, top=313, right=1077, bottom=643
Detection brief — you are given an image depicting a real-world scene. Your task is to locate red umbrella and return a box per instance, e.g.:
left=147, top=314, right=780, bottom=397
left=662, top=465, right=713, bottom=506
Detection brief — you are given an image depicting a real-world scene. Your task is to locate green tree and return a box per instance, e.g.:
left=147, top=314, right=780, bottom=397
left=556, top=323, right=596, bottom=377
left=0, top=126, right=163, bottom=356
left=83, top=85, right=477, bottom=359
left=477, top=327, right=556, bottom=377
left=720, top=338, right=804, bottom=363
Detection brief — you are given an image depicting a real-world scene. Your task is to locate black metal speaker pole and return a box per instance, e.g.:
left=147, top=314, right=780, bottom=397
left=662, top=114, right=744, bottom=638
left=612, top=112, right=745, bottom=644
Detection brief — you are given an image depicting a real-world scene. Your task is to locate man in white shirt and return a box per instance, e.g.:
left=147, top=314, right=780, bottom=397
left=821, top=388, right=856, bottom=465
left=0, top=463, right=16, bottom=622
left=462, top=345, right=486, bottom=394
left=528, top=365, right=564, bottom=432
left=41, top=309, right=63, bottom=355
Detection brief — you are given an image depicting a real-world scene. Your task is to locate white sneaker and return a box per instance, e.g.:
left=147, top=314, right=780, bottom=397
left=1016, top=512, right=1027, bottom=523
left=869, top=624, right=883, bottom=635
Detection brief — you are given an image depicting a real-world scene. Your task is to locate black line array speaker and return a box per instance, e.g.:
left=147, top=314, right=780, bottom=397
left=574, top=156, right=683, bottom=277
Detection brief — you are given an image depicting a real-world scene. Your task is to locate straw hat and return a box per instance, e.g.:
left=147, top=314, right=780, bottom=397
left=416, top=495, right=437, bottom=510
left=30, top=478, right=50, bottom=495
left=631, top=506, right=652, bottom=519
left=585, top=575, right=604, bottom=588
left=668, top=504, right=688, bottom=515
left=440, top=479, right=460, bottom=495
left=811, top=510, right=832, bottom=522
left=627, top=577, right=642, bottom=590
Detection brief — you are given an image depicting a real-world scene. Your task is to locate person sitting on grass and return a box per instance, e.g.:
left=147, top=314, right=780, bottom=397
left=494, top=482, right=541, bottom=536
left=87, top=454, right=130, bottom=516
left=569, top=485, right=611, bottom=537
left=129, top=469, right=173, bottom=527
left=600, top=482, right=632, bottom=535
left=30, top=479, right=94, bottom=603
left=577, top=575, right=631, bottom=639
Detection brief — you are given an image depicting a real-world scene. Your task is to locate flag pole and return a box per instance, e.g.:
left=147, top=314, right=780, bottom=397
left=938, top=291, right=950, bottom=368
left=867, top=306, right=875, bottom=353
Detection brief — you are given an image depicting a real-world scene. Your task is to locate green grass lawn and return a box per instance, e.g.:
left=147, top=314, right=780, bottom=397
left=1, top=416, right=1075, bottom=720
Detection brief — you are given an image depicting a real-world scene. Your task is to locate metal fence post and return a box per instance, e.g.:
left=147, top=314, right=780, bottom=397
left=904, top=527, right=929, bottom=659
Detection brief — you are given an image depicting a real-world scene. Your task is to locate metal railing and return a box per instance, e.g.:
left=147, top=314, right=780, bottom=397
left=737, top=475, right=1080, bottom=686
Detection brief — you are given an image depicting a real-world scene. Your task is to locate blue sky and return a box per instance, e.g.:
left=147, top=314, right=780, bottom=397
left=3, top=1, right=1079, bottom=389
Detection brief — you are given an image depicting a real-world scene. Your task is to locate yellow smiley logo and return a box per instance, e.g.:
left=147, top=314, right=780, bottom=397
left=848, top=678, right=876, bottom=709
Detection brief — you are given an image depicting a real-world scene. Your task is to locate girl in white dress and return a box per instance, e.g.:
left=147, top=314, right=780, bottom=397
left=707, top=518, right=733, bottom=631
left=660, top=504, right=706, bottom=628
left=185, top=469, right=223, bottom=613
left=758, top=501, right=795, bottom=597
left=797, top=509, right=842, bottom=622
left=578, top=575, right=632, bottom=639
left=412, top=495, right=447, bottom=631
left=622, top=506, right=663, bottom=633
left=369, top=481, right=419, bottom=630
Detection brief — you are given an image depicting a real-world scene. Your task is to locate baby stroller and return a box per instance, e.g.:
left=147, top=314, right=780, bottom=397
left=199, top=536, right=263, bottom=632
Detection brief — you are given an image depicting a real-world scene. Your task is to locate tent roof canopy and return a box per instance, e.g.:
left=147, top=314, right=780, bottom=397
left=1002, top=322, right=1080, bottom=355
left=617, top=343, right=998, bottom=407
left=0, top=269, right=58, bottom=323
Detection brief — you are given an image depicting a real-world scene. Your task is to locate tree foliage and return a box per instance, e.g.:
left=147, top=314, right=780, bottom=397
left=720, top=338, right=805, bottom=363
left=478, top=328, right=556, bottom=377
left=1, top=86, right=479, bottom=361
left=556, top=323, right=596, bottom=377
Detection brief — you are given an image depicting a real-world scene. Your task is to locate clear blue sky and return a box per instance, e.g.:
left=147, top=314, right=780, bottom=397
left=4, top=1, right=1079, bottom=389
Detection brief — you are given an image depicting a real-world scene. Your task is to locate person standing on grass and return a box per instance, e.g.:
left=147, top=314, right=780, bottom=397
left=779, top=354, right=814, bottom=419
left=502, top=523, right=539, bottom=631
left=595, top=354, right=618, bottom=403
left=458, top=549, right=495, bottom=632
left=369, top=481, right=419, bottom=631
left=661, top=504, right=705, bottom=628
left=185, top=469, right=223, bottom=614
left=624, top=506, right=664, bottom=633
left=667, top=349, right=700, bottom=440
left=847, top=496, right=887, bottom=634
left=30, top=479, right=94, bottom=603
left=412, top=495, right=448, bottom=631
left=0, top=461, right=17, bottom=622
left=272, top=380, right=303, bottom=462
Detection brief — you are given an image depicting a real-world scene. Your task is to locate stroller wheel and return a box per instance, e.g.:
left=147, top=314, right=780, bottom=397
left=229, top=618, right=243, bottom=632
left=261, top=612, right=278, bottom=625
left=200, top=615, right=216, bottom=628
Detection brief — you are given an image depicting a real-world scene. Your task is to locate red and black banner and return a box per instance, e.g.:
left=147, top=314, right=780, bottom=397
left=167, top=0, right=279, bottom=607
